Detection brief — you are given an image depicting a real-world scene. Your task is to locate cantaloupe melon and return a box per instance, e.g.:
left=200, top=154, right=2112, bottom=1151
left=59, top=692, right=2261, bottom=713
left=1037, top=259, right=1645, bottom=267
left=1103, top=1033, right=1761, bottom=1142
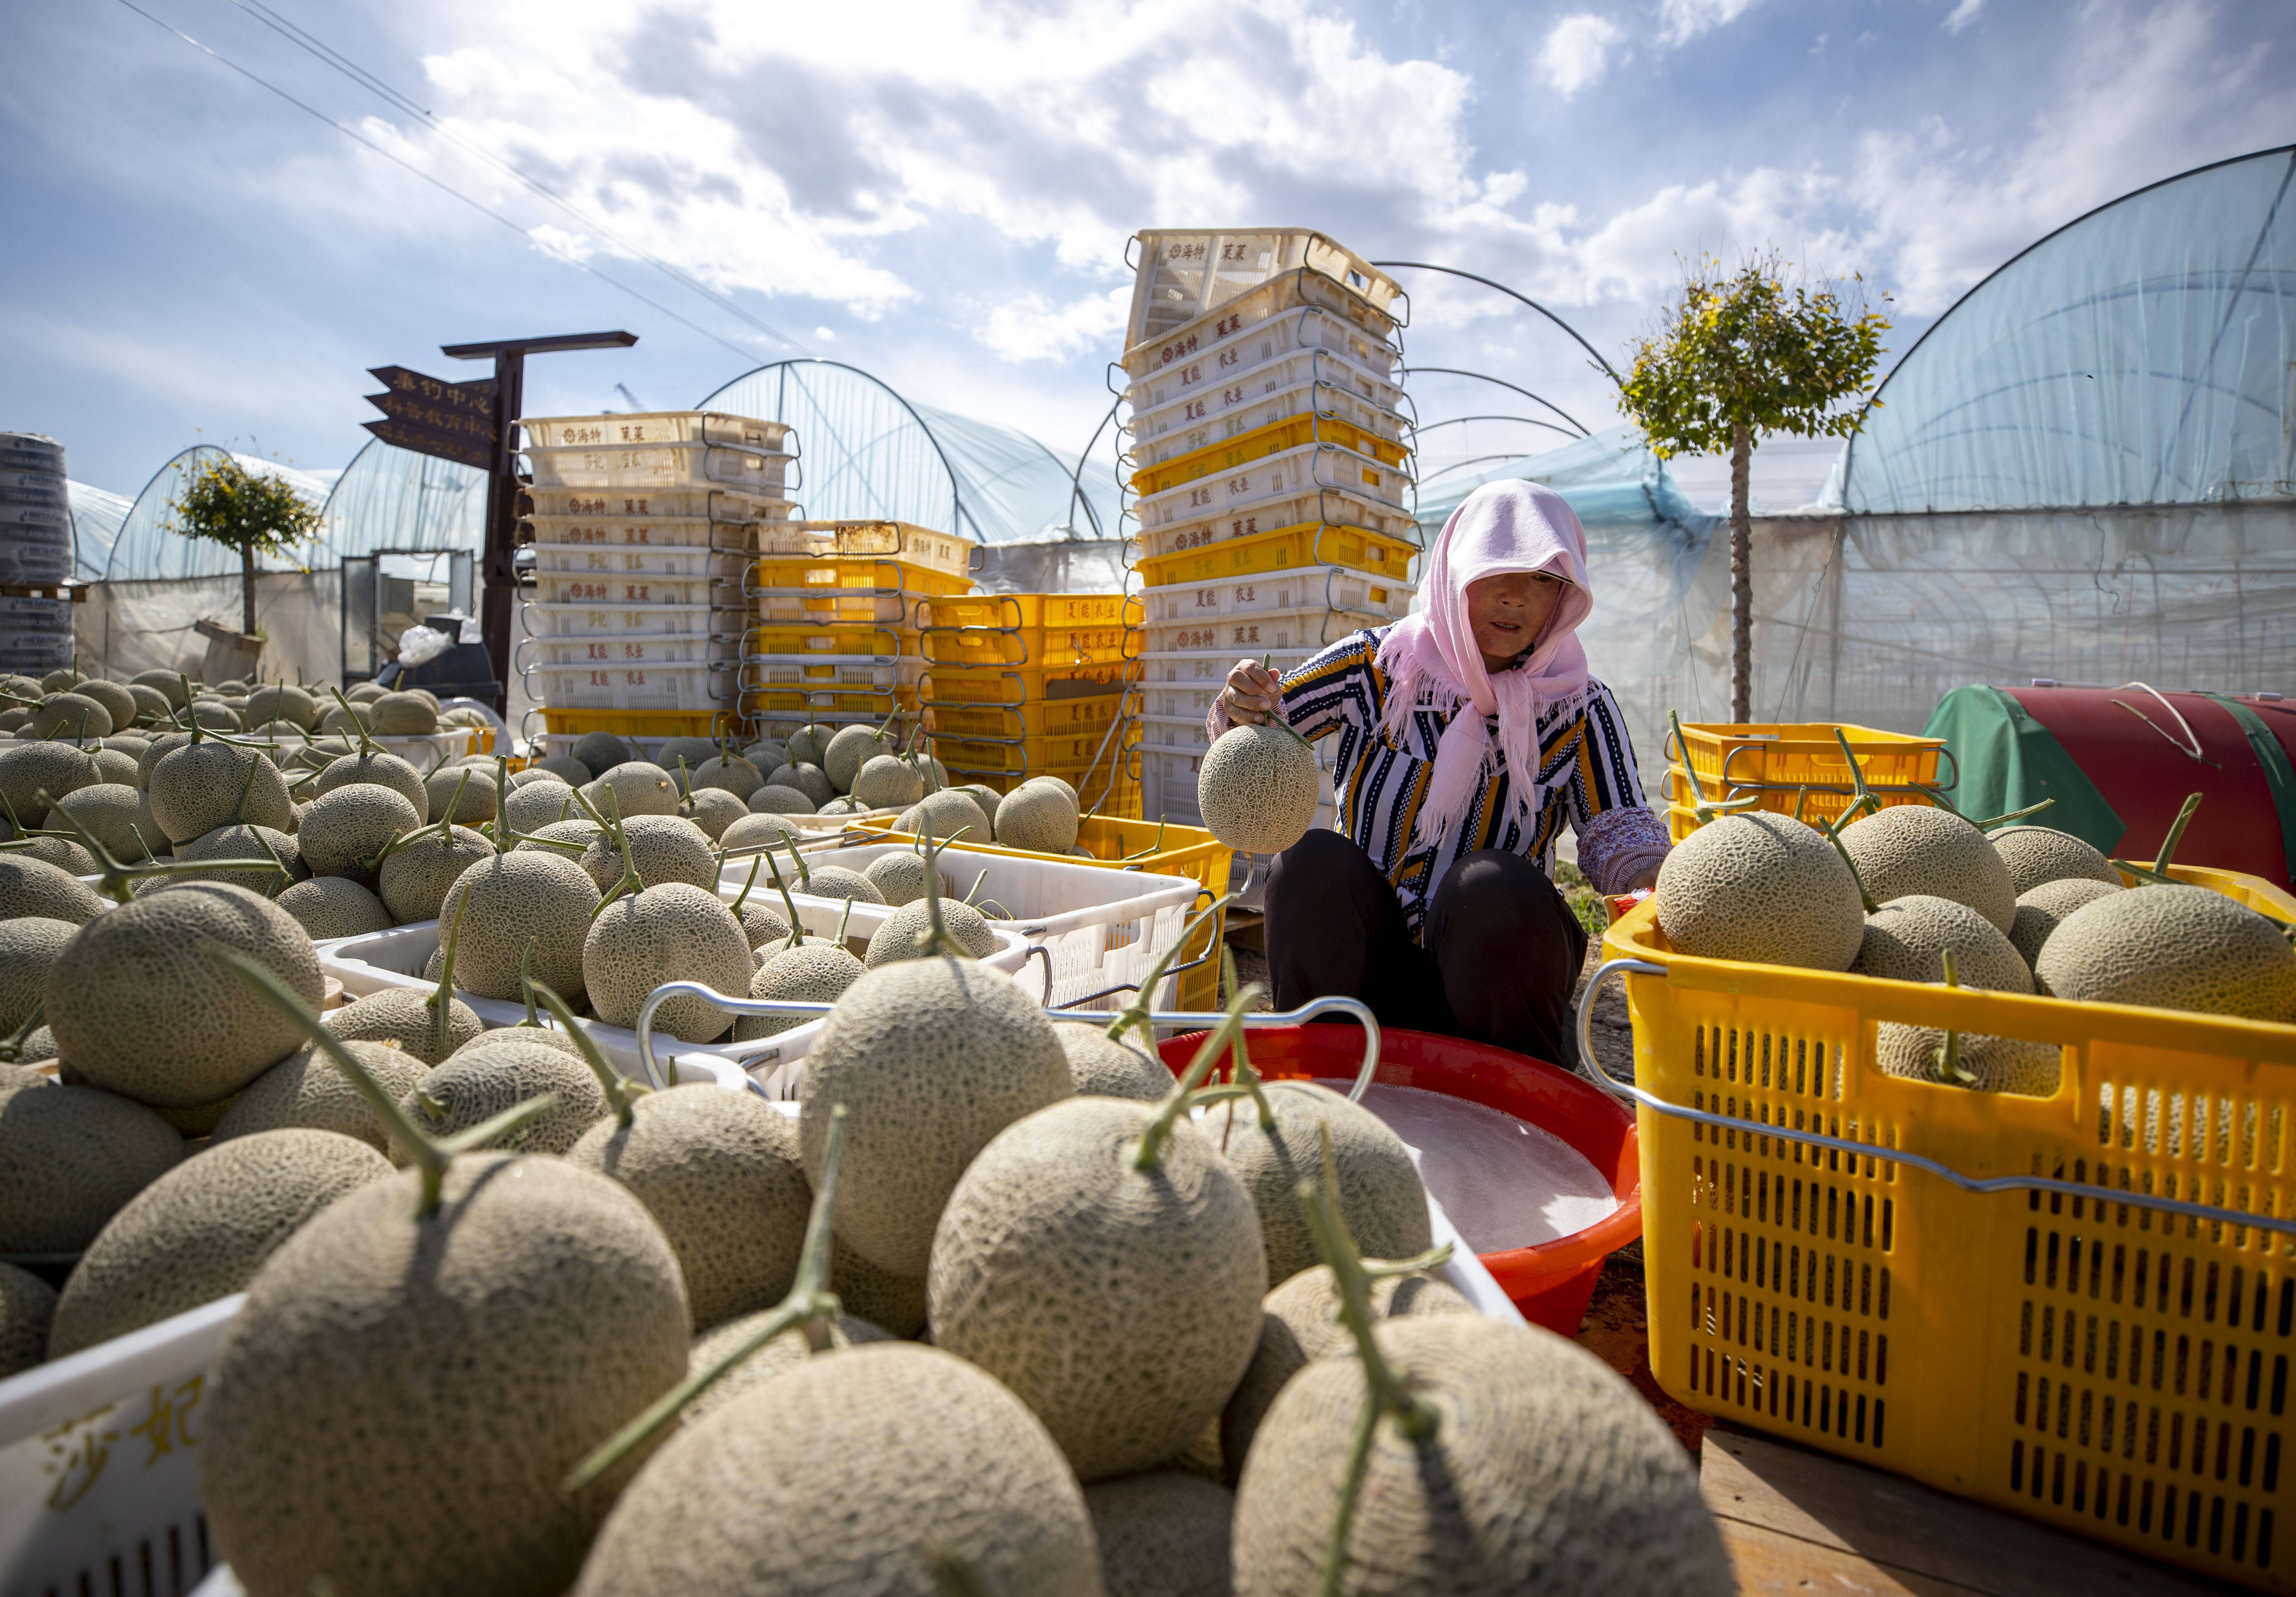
left=50, top=783, right=153, bottom=861
left=0, top=853, right=105, bottom=923
left=830, top=1246, right=928, bottom=1339
left=211, top=1039, right=426, bottom=1153
left=46, top=880, right=323, bottom=1106
left=1655, top=811, right=1864, bottom=969
left=376, top=818, right=492, bottom=923
left=927, top=1089, right=1267, bottom=1481
left=582, top=882, right=753, bottom=1040
left=1221, top=1079, right=1432, bottom=1287
left=424, top=764, right=497, bottom=825
left=1840, top=804, right=2019, bottom=933
left=863, top=847, right=932, bottom=906
left=297, top=781, right=422, bottom=885
left=1198, top=721, right=1322, bottom=856
left=73, top=679, right=140, bottom=731
left=313, top=747, right=428, bottom=819
left=586, top=761, right=681, bottom=818
left=577, top=812, right=717, bottom=895
left=676, top=1306, right=893, bottom=1426
left=853, top=751, right=925, bottom=810
left=690, top=754, right=762, bottom=803
left=438, top=849, right=600, bottom=1004
left=0, top=1258, right=56, bottom=1378
left=394, top=1036, right=611, bottom=1157
left=1085, top=1471, right=1234, bottom=1597
left=798, top=955, right=1072, bottom=1276
left=895, top=788, right=990, bottom=849
left=681, top=786, right=747, bottom=841
left=2036, top=885, right=2296, bottom=1020
left=865, top=895, right=999, bottom=963
left=722, top=812, right=805, bottom=853
left=1220, top=1264, right=1472, bottom=1481
left=147, top=738, right=293, bottom=844
left=1058, top=1026, right=1175, bottom=1100
left=275, top=875, right=393, bottom=939
left=0, top=915, right=77, bottom=1036
left=500, top=777, right=580, bottom=837
left=165, top=821, right=306, bottom=894
left=1990, top=824, right=2121, bottom=895
left=767, top=761, right=835, bottom=808
left=736, top=939, right=866, bottom=1040
left=822, top=723, right=888, bottom=792
left=782, top=723, right=830, bottom=768
left=995, top=781, right=1080, bottom=854
left=1875, top=1023, right=2061, bottom=1095
left=2009, top=876, right=2121, bottom=968
left=569, top=1344, right=1103, bottom=1597
left=244, top=682, right=319, bottom=731
left=0, top=1080, right=184, bottom=1252
left=47, top=1128, right=393, bottom=1356
left=567, top=1084, right=814, bottom=1331
left=1232, top=1313, right=1732, bottom=1594
left=0, top=739, right=97, bottom=823
left=748, top=783, right=819, bottom=815
left=27, top=691, right=114, bottom=740
left=1852, top=895, right=2033, bottom=993
left=369, top=690, right=438, bottom=734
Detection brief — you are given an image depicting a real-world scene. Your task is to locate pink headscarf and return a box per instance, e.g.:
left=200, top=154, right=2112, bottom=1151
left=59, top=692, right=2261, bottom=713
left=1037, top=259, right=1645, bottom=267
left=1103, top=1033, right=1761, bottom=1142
left=1374, top=479, right=1593, bottom=849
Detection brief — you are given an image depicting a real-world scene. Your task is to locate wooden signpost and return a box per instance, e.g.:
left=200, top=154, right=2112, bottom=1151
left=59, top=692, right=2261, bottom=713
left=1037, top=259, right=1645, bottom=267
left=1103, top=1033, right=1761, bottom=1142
left=361, top=330, right=636, bottom=713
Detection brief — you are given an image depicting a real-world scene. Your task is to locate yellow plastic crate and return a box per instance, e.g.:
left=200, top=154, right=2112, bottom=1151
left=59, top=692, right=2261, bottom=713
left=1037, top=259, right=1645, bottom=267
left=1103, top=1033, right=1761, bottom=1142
left=1128, top=410, right=1411, bottom=497
left=920, top=683, right=1131, bottom=740
left=1588, top=864, right=2296, bottom=1589
left=537, top=707, right=737, bottom=739
left=917, top=592, right=1142, bottom=669
left=1664, top=721, right=1948, bottom=842
left=919, top=662, right=1136, bottom=704
left=1131, top=520, right=1418, bottom=590
left=745, top=622, right=915, bottom=660
left=932, top=720, right=1141, bottom=779
left=747, top=557, right=973, bottom=626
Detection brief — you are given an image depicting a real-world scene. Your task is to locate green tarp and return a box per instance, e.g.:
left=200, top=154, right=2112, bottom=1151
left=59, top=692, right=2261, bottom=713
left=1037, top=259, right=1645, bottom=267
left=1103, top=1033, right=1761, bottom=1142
left=1920, top=685, right=2126, bottom=854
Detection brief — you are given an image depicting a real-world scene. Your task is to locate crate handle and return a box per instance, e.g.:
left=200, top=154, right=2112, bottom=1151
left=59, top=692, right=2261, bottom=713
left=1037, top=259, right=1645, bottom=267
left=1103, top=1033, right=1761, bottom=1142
left=1046, top=996, right=1381, bottom=1103
left=1572, top=958, right=2296, bottom=1239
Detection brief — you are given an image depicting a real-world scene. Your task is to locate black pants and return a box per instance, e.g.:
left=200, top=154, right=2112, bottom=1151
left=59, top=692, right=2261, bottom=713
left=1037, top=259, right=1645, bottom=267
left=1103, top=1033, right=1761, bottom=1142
left=1263, top=829, right=1587, bottom=1066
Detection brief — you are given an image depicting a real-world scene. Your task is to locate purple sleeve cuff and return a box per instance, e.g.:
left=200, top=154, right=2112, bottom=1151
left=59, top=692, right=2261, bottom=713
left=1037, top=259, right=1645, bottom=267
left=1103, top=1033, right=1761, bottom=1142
left=1576, top=805, right=1671, bottom=896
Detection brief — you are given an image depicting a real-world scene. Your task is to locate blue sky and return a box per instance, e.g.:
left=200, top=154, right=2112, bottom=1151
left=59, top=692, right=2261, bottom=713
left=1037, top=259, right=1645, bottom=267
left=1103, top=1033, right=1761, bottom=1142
left=3, top=0, right=2289, bottom=508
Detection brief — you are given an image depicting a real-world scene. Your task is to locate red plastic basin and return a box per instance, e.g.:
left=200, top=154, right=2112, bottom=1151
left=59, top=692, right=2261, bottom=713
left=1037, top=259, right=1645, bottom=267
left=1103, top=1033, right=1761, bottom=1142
left=1157, top=1026, right=1643, bottom=1333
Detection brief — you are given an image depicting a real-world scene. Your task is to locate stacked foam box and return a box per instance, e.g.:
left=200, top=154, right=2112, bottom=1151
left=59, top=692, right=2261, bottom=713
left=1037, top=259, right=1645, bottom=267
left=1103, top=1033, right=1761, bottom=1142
left=0, top=433, right=77, bottom=677
left=914, top=590, right=1144, bottom=814
left=740, top=520, right=975, bottom=745
left=1115, top=231, right=1420, bottom=830
left=515, top=411, right=796, bottom=755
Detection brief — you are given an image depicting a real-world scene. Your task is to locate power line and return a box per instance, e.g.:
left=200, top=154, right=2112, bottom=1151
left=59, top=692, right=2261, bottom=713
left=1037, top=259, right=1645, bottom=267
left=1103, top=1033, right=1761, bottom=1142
left=108, top=0, right=772, bottom=367
left=222, top=0, right=811, bottom=358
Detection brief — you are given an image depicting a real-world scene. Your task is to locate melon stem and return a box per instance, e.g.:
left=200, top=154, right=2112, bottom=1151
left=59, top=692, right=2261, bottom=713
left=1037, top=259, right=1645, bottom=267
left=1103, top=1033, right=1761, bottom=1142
left=532, top=981, right=646, bottom=1124
left=327, top=687, right=381, bottom=759
left=913, top=822, right=974, bottom=959
left=833, top=894, right=854, bottom=949
left=728, top=851, right=763, bottom=916
left=428, top=889, right=471, bottom=1061
left=518, top=939, right=540, bottom=1027
left=564, top=1103, right=851, bottom=1495
left=1298, top=1124, right=1442, bottom=1597
left=1831, top=726, right=1878, bottom=809
left=779, top=832, right=813, bottom=889
left=1931, top=946, right=1978, bottom=1088
left=1122, top=819, right=1169, bottom=861
left=589, top=788, right=645, bottom=920
left=491, top=757, right=512, bottom=854
left=1823, top=823, right=1881, bottom=915
left=2114, top=791, right=2203, bottom=886
left=216, top=949, right=558, bottom=1217
left=1133, top=984, right=1260, bottom=1172
left=0, top=999, right=44, bottom=1063
left=1966, top=797, right=2055, bottom=831
left=179, top=676, right=200, bottom=745
left=1669, top=710, right=1761, bottom=823
left=764, top=852, right=807, bottom=951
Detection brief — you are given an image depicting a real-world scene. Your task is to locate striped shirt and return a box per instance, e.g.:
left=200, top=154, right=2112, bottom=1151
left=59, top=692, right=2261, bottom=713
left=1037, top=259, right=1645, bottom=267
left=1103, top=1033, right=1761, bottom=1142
left=1208, top=624, right=1667, bottom=936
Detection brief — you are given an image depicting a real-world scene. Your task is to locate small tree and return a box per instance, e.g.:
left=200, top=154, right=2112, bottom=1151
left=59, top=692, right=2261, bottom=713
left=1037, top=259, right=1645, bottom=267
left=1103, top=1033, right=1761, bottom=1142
left=1621, top=253, right=1889, bottom=723
left=167, top=455, right=323, bottom=638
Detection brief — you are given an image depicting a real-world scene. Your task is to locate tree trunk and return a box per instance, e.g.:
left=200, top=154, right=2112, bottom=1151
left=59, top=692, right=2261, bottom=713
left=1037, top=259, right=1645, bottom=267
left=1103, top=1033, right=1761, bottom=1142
left=241, top=544, right=257, bottom=638
left=1729, top=418, right=1752, bottom=724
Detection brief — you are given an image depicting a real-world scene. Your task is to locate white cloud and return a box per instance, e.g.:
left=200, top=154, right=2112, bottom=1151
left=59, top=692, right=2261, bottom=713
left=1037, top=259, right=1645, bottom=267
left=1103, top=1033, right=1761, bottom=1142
left=813, top=326, right=837, bottom=342
left=1539, top=15, right=1627, bottom=97
left=1943, top=0, right=1986, bottom=34
left=975, top=288, right=1130, bottom=365
left=525, top=225, right=593, bottom=265
left=1658, top=0, right=1758, bottom=48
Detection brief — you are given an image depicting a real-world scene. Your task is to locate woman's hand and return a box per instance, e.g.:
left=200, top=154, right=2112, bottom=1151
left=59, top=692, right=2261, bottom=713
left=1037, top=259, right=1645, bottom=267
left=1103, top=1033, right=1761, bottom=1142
left=1220, top=658, right=1280, bottom=726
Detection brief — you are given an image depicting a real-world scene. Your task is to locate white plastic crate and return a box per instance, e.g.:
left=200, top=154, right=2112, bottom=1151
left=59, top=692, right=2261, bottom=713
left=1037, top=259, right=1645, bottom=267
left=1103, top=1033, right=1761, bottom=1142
left=522, top=486, right=797, bottom=523
left=523, top=601, right=723, bottom=639
left=1138, top=642, right=1318, bottom=683
left=516, top=632, right=734, bottom=670
left=1123, top=229, right=1403, bottom=355
left=518, top=411, right=793, bottom=453
left=753, top=521, right=976, bottom=579
left=1121, top=304, right=1399, bottom=412
left=529, top=570, right=724, bottom=608
left=319, top=898, right=1034, bottom=1091
left=529, top=660, right=734, bottom=713
left=1129, top=363, right=1410, bottom=469
left=522, top=513, right=757, bottom=552
left=524, top=441, right=796, bottom=495
left=722, top=844, right=1199, bottom=1013
left=525, top=543, right=747, bottom=581
left=1128, top=485, right=1422, bottom=561
left=1136, top=440, right=1412, bottom=524
left=1139, top=566, right=1412, bottom=625
left=1144, top=609, right=1372, bottom=659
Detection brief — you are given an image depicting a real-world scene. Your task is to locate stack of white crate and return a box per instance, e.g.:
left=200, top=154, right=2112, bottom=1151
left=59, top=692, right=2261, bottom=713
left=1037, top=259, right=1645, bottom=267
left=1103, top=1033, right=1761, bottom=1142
left=515, top=411, right=797, bottom=754
left=0, top=433, right=77, bottom=678
left=1113, top=230, right=1421, bottom=832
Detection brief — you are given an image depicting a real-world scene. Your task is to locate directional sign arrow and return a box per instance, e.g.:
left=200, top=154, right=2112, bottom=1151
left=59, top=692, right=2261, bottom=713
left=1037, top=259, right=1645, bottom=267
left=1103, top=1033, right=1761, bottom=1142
left=367, top=366, right=497, bottom=419
left=362, top=417, right=495, bottom=473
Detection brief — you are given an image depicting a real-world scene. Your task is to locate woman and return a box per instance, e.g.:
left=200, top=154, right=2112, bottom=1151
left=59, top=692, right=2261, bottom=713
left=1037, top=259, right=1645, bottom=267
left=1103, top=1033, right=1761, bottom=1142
left=1210, top=478, right=1669, bottom=1065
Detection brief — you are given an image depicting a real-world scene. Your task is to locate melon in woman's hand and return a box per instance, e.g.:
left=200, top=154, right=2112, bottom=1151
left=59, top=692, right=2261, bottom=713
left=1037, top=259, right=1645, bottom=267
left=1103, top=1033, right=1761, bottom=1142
left=1197, top=722, right=1320, bottom=856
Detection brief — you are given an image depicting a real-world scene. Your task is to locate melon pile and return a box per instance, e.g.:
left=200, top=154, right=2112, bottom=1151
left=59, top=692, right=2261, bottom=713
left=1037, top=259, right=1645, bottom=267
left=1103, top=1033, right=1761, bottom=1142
left=1653, top=739, right=2296, bottom=1094
left=0, top=781, right=1730, bottom=1595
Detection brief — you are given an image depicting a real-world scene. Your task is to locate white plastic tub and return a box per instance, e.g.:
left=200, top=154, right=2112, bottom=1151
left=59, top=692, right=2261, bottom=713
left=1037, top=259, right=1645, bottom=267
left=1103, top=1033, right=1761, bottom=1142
left=518, top=411, right=793, bottom=453
left=523, top=600, right=726, bottom=639
left=524, top=441, right=796, bottom=495
left=1139, top=566, right=1411, bottom=625
left=734, top=844, right=1201, bottom=1012
left=521, top=486, right=797, bottom=523
left=524, top=542, right=748, bottom=581
left=529, top=661, right=734, bottom=713
left=1127, top=347, right=1407, bottom=462
left=1122, top=229, right=1404, bottom=358
left=1136, top=440, right=1412, bottom=525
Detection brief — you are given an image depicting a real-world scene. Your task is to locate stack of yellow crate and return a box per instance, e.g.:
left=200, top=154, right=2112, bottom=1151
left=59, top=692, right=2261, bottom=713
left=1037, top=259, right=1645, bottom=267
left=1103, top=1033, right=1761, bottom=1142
left=1114, top=230, right=1421, bottom=829
left=739, top=520, right=975, bottom=743
left=914, top=590, right=1144, bottom=813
